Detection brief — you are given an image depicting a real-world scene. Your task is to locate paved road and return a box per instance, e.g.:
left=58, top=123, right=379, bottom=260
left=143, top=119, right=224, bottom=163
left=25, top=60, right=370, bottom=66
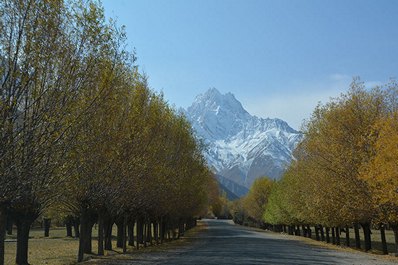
left=89, top=219, right=398, bottom=265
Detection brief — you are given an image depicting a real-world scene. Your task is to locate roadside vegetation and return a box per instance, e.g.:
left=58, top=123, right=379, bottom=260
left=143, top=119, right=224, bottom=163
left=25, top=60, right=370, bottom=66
left=0, top=1, right=220, bottom=264
left=234, top=79, right=398, bottom=257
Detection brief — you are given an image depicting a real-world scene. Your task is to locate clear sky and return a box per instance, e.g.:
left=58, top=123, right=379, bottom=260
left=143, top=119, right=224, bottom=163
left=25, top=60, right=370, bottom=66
left=102, top=0, right=398, bottom=129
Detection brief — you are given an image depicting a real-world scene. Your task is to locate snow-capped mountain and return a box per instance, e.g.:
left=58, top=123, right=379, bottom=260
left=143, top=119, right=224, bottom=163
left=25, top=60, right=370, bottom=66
left=184, top=88, right=303, bottom=190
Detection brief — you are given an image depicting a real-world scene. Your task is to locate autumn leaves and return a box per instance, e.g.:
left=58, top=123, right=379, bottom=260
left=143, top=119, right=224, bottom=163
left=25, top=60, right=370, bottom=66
left=262, top=79, right=398, bottom=253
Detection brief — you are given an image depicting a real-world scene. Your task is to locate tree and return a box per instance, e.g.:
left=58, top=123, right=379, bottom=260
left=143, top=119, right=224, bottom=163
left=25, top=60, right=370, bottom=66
left=0, top=0, right=136, bottom=263
left=264, top=79, right=389, bottom=250
left=0, top=1, right=216, bottom=263
left=0, top=1, right=99, bottom=263
left=263, top=164, right=312, bottom=234
left=297, top=81, right=386, bottom=249
left=243, top=177, right=273, bottom=226
left=360, top=111, right=398, bottom=253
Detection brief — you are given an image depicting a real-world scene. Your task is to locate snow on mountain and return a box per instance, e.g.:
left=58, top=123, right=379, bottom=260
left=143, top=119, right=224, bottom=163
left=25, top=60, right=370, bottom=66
left=184, top=88, right=303, bottom=190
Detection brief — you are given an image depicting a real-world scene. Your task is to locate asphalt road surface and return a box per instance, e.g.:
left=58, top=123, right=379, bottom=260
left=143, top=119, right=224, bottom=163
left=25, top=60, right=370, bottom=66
left=89, top=219, right=398, bottom=265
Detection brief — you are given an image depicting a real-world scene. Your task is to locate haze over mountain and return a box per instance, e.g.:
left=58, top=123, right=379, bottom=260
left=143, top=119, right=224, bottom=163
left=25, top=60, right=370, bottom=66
left=184, top=88, right=303, bottom=194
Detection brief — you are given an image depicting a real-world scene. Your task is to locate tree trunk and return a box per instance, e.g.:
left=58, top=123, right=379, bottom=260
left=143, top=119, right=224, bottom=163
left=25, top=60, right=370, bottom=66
left=97, top=214, right=104, bottom=256
left=361, top=222, right=371, bottom=251
left=391, top=224, right=398, bottom=256
left=136, top=218, right=144, bottom=250
left=116, top=219, right=124, bottom=248
left=66, top=217, right=73, bottom=237
left=15, top=215, right=35, bottom=265
left=172, top=223, right=177, bottom=239
left=179, top=220, right=185, bottom=238
left=78, top=213, right=87, bottom=262
left=122, top=215, right=127, bottom=253
left=331, top=227, right=336, bottom=244
left=154, top=221, right=159, bottom=244
left=77, top=210, right=94, bottom=262
left=302, top=225, right=308, bottom=237
left=43, top=218, right=51, bottom=237
left=185, top=218, right=190, bottom=230
left=6, top=215, right=12, bottom=235
left=325, top=227, right=330, bottom=243
left=320, top=225, right=325, bottom=241
left=104, top=216, right=113, bottom=250
left=380, top=224, right=388, bottom=255
left=345, top=225, right=350, bottom=247
left=136, top=219, right=140, bottom=250
left=147, top=221, right=152, bottom=244
left=143, top=222, right=147, bottom=247
left=128, top=221, right=135, bottom=246
left=354, top=223, right=361, bottom=249
left=288, top=225, right=293, bottom=235
left=78, top=219, right=85, bottom=261
left=307, top=225, right=312, bottom=239
left=295, top=225, right=300, bottom=236
left=73, top=217, right=80, bottom=238
left=85, top=220, right=94, bottom=254
left=335, top=227, right=340, bottom=245
left=160, top=218, right=164, bottom=243
left=0, top=206, right=7, bottom=265
left=315, top=225, right=320, bottom=241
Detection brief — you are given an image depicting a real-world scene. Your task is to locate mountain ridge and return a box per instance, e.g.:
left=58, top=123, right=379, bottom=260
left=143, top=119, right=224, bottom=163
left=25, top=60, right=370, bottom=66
left=184, top=88, right=303, bottom=194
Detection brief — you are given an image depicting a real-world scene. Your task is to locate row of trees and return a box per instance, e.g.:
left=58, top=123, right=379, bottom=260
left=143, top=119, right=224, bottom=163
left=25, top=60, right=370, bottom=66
left=233, top=80, right=398, bottom=255
left=0, top=1, right=216, bottom=264
left=262, top=80, right=398, bottom=254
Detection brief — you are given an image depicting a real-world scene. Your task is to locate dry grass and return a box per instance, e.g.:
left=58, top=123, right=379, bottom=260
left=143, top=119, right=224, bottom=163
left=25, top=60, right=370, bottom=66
left=4, top=222, right=206, bottom=264
left=5, top=227, right=82, bottom=265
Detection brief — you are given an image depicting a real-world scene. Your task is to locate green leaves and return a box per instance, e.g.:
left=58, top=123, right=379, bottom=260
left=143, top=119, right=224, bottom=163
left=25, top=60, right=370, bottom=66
left=244, top=177, right=273, bottom=223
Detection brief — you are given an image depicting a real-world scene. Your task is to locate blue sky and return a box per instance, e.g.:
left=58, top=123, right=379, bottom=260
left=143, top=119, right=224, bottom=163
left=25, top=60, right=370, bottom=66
left=102, top=0, right=398, bottom=129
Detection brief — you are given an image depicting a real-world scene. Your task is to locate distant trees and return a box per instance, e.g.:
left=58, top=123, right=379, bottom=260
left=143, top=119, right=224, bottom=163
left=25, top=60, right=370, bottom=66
left=231, top=176, right=273, bottom=227
left=243, top=177, right=273, bottom=227
left=0, top=0, right=213, bottom=264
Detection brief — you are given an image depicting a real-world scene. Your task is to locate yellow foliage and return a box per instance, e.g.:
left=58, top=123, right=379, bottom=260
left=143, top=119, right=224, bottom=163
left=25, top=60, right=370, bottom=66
left=360, top=113, right=398, bottom=223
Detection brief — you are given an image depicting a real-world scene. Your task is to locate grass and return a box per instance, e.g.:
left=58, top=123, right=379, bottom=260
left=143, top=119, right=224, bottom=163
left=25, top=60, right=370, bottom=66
left=4, top=222, right=206, bottom=264
left=5, top=227, right=81, bottom=265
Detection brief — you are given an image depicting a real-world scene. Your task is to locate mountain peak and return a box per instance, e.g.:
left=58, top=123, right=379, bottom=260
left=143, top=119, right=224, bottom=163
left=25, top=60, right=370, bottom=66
left=191, top=88, right=249, bottom=118
left=187, top=88, right=251, bottom=140
left=184, top=89, right=303, bottom=193
left=204, top=87, right=222, bottom=97
left=202, top=88, right=238, bottom=104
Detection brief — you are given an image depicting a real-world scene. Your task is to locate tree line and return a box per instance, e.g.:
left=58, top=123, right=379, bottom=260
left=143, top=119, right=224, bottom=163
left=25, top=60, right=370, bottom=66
left=0, top=1, right=217, bottom=264
left=234, top=79, right=398, bottom=255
